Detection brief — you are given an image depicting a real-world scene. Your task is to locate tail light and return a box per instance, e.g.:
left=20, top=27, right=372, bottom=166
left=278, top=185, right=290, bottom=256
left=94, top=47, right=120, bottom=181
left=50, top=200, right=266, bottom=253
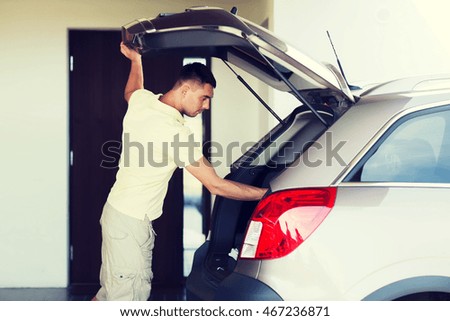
left=240, top=187, right=337, bottom=259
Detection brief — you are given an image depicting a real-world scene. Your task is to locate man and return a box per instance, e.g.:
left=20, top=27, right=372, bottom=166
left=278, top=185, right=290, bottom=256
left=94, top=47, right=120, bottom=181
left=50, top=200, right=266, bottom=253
left=93, top=43, right=267, bottom=301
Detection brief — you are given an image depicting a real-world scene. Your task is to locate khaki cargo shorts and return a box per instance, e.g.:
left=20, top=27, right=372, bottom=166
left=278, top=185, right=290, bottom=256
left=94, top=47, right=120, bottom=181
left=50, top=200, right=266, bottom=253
left=95, top=202, right=155, bottom=301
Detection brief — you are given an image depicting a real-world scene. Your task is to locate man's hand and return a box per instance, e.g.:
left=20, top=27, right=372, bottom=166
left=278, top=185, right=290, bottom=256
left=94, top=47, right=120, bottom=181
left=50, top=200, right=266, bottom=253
left=120, top=42, right=141, bottom=62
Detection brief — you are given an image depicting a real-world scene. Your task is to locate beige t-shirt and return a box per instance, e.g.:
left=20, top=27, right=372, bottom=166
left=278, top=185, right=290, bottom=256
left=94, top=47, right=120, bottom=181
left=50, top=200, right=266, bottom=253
left=107, top=89, right=203, bottom=220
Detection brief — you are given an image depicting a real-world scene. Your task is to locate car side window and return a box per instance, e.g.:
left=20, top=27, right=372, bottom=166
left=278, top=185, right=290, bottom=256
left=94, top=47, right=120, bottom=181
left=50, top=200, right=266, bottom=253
left=355, top=108, right=450, bottom=183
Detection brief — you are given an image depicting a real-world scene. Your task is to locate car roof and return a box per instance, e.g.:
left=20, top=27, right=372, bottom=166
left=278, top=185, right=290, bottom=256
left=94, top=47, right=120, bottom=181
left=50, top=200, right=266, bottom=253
left=359, top=74, right=450, bottom=97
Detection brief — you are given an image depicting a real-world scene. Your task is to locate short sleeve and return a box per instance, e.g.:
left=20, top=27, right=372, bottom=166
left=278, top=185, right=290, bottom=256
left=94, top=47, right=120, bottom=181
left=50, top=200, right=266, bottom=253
left=128, top=89, right=155, bottom=109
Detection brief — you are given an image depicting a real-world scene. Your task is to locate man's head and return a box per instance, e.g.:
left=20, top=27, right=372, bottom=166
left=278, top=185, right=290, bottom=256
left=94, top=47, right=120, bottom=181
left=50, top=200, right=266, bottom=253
left=176, top=63, right=216, bottom=89
left=172, top=63, right=216, bottom=117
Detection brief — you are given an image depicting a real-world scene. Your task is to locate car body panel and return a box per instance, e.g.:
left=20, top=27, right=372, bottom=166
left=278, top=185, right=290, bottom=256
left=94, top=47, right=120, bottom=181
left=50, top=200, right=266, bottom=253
left=252, top=186, right=450, bottom=300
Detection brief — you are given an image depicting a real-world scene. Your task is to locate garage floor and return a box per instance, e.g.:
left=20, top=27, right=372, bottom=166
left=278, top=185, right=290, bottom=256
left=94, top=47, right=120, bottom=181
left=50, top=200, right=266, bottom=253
left=0, top=284, right=186, bottom=301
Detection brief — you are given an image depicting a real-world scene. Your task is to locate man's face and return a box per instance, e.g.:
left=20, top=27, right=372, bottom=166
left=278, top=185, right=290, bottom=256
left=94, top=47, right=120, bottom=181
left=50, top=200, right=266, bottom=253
left=181, top=82, right=214, bottom=117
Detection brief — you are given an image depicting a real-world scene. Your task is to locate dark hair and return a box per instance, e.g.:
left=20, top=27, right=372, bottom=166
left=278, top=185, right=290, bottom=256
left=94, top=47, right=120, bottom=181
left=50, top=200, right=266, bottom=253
left=176, top=63, right=216, bottom=88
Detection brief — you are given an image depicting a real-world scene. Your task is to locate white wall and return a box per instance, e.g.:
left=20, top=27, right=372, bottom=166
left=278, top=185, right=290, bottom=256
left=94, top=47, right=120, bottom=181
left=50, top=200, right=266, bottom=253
left=0, top=0, right=271, bottom=288
left=274, top=0, right=450, bottom=85
left=271, top=0, right=450, bottom=126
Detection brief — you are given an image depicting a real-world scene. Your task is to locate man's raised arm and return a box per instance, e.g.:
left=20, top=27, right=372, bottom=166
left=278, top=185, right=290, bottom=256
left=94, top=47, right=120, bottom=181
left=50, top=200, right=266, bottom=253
left=120, top=42, right=143, bottom=102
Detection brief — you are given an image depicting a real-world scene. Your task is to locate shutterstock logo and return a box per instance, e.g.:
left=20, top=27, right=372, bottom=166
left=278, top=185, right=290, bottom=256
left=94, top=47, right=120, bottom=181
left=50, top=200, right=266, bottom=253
left=100, top=131, right=347, bottom=169
left=302, top=132, right=347, bottom=167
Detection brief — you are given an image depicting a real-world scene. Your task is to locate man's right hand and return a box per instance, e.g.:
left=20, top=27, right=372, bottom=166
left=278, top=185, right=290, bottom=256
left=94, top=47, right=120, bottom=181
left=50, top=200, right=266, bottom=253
left=120, top=42, right=141, bottom=62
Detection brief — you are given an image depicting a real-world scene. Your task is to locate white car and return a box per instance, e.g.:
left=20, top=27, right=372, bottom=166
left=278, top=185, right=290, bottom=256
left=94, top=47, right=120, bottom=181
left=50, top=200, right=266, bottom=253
left=123, top=7, right=450, bottom=300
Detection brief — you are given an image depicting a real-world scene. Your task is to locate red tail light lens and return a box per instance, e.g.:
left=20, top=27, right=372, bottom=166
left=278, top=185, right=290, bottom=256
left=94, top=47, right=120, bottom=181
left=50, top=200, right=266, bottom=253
left=240, top=187, right=337, bottom=259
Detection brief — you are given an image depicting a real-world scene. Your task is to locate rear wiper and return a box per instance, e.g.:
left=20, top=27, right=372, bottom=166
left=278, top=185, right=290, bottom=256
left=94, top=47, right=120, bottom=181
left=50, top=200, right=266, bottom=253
left=222, top=59, right=285, bottom=124
left=243, top=34, right=329, bottom=127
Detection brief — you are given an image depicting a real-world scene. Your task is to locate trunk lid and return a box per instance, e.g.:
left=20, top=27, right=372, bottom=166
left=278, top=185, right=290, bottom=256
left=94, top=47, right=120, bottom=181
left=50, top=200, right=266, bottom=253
left=122, top=7, right=355, bottom=105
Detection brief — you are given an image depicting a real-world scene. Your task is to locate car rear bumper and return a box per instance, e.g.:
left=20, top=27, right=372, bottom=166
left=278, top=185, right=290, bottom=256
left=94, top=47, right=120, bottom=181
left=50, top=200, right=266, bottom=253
left=214, top=272, right=283, bottom=301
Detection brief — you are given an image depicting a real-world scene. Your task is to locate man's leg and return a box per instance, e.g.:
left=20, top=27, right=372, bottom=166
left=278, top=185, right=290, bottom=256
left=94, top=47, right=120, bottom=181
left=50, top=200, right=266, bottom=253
left=94, top=203, right=155, bottom=301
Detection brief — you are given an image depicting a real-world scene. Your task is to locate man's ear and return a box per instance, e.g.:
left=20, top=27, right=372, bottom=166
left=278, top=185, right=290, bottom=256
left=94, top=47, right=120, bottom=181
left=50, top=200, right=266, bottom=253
left=180, top=83, right=190, bottom=97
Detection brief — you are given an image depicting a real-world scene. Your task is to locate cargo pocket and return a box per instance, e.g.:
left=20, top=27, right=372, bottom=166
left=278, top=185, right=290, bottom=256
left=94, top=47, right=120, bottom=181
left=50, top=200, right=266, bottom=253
left=108, top=267, right=139, bottom=301
left=102, top=221, right=132, bottom=269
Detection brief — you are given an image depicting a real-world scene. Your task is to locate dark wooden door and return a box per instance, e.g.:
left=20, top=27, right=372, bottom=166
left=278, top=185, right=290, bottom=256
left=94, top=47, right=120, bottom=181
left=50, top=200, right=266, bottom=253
left=69, top=30, right=185, bottom=293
